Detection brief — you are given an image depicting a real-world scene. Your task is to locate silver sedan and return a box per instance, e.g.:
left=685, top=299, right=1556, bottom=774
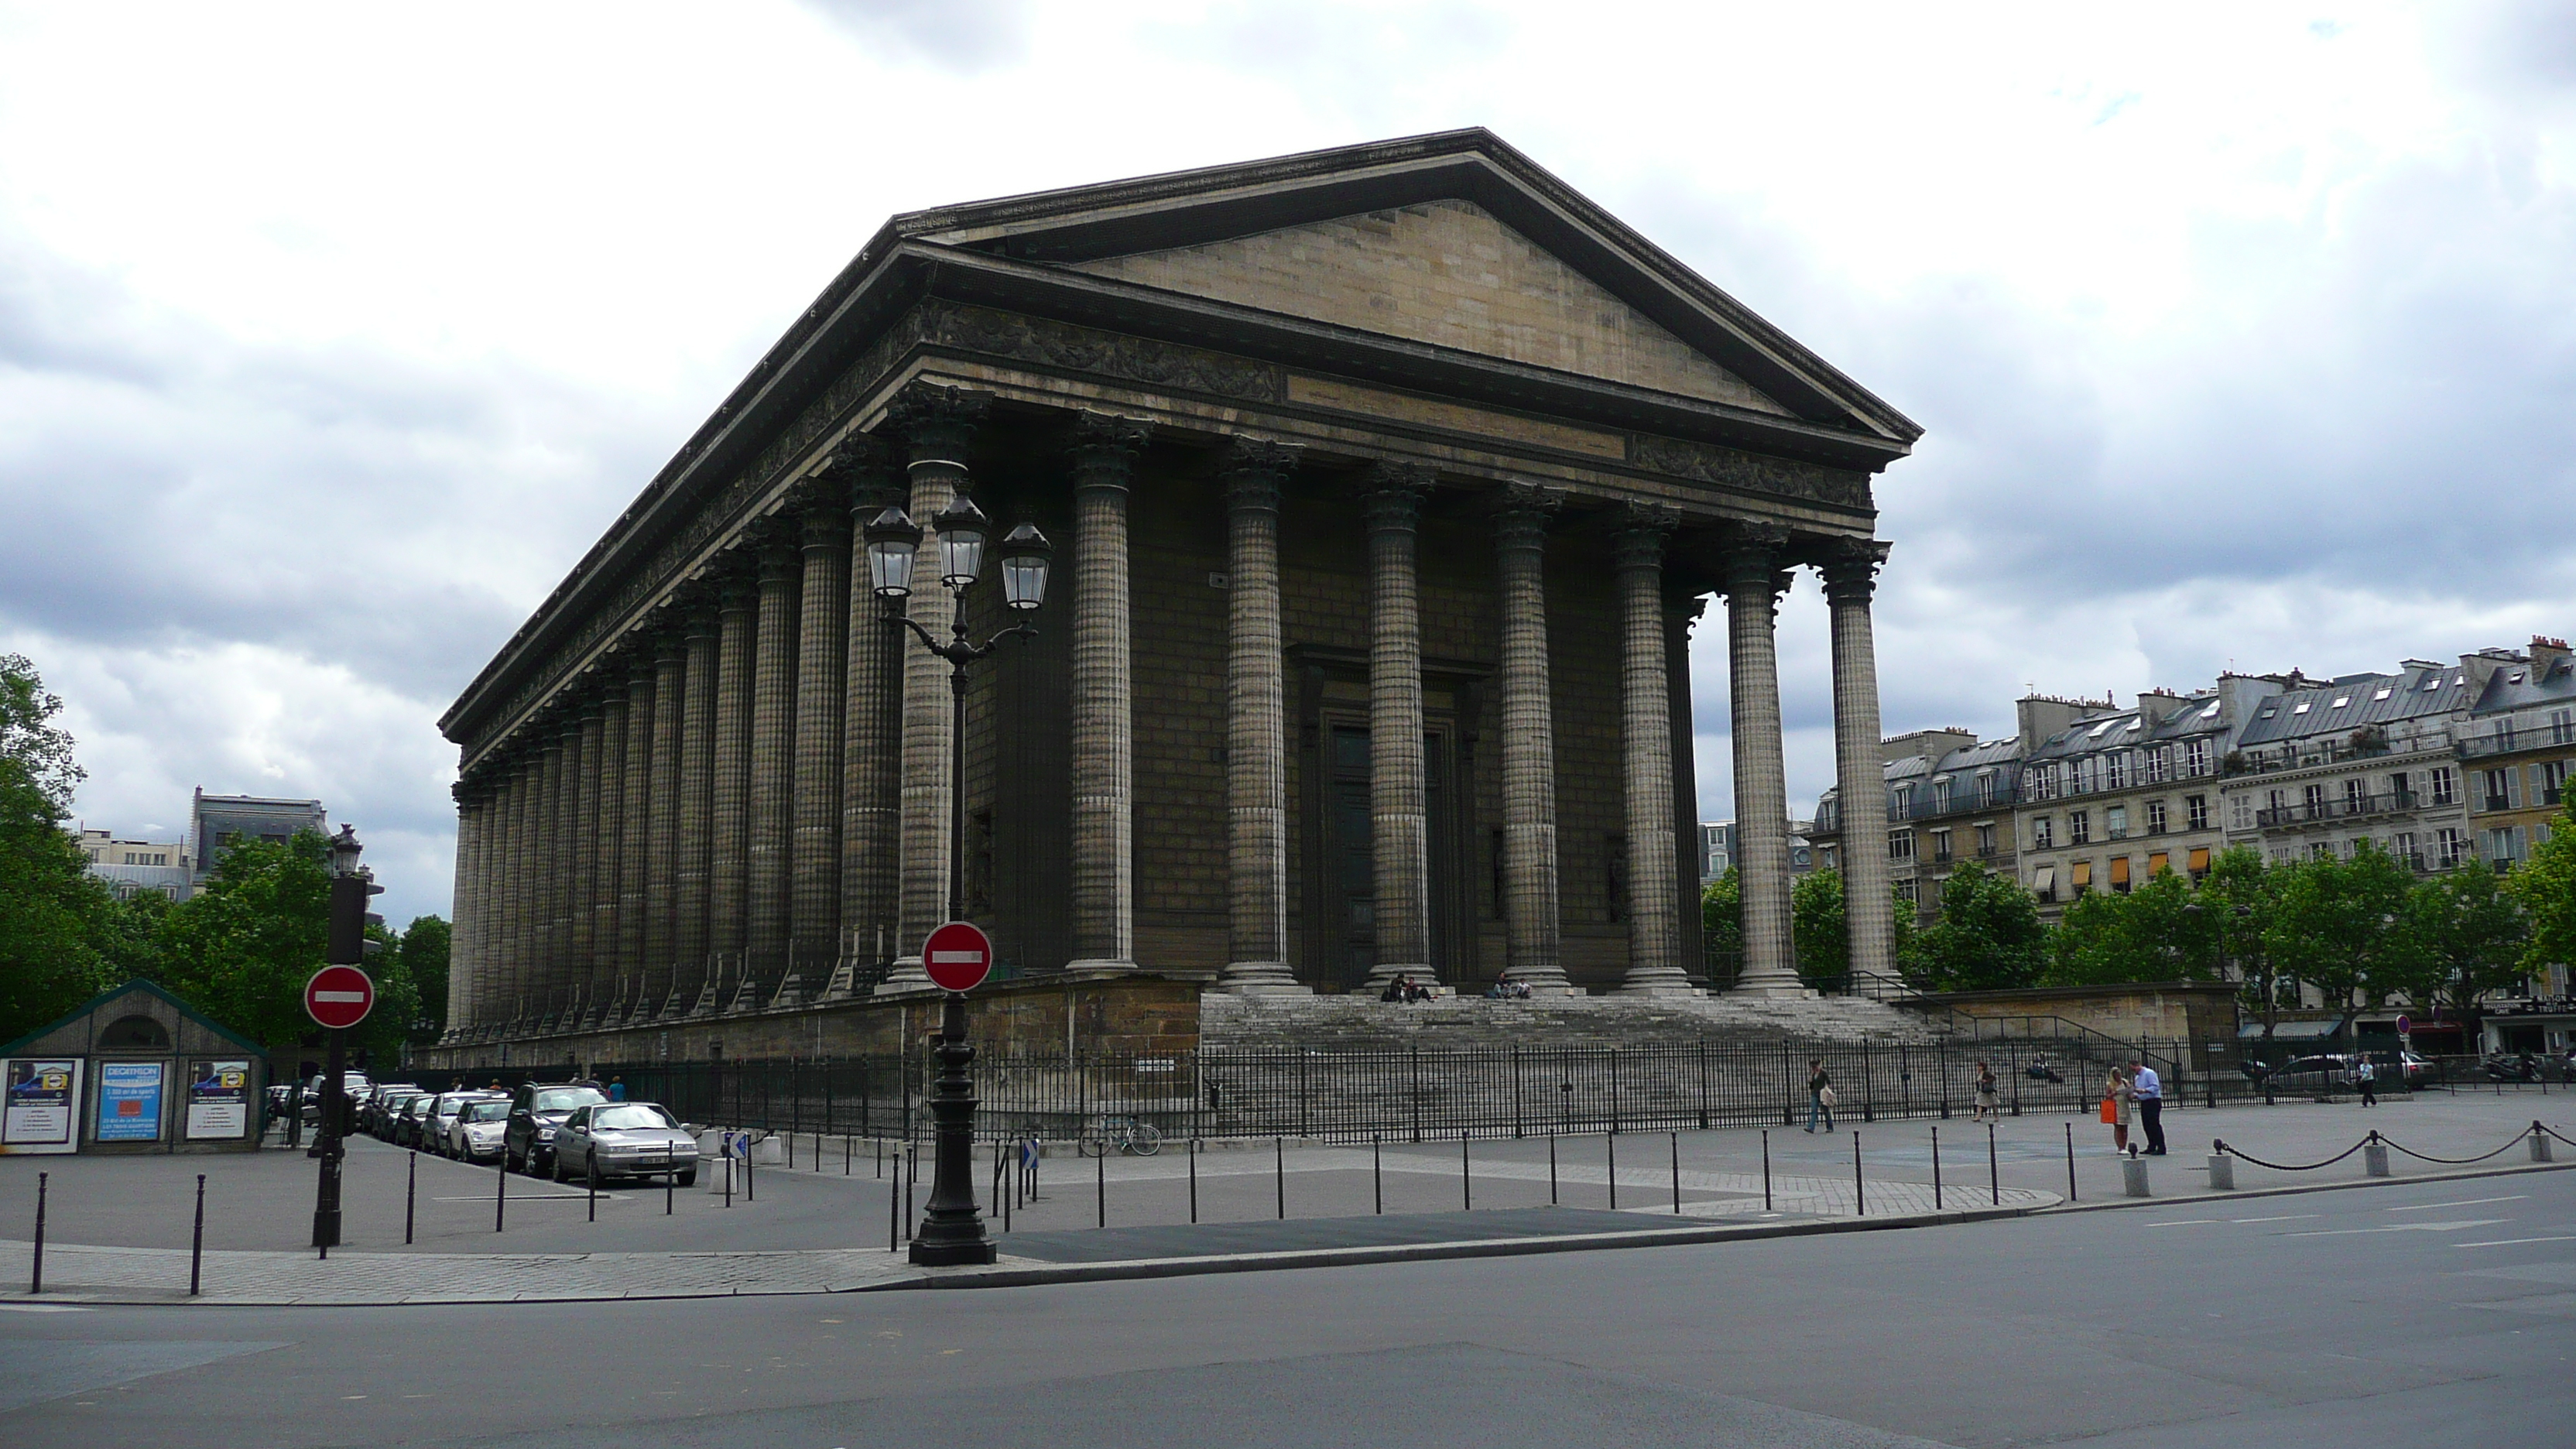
left=550, top=1102, right=697, bottom=1186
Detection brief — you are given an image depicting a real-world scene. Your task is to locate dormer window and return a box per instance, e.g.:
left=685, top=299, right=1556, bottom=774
left=2293, top=701, right=2311, bottom=714
left=2424, top=676, right=2441, bottom=691
left=2331, top=696, right=2350, bottom=709
left=2373, top=687, right=2392, bottom=701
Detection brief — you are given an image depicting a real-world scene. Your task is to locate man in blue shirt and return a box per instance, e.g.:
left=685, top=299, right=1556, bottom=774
left=2129, top=1057, right=2166, bottom=1156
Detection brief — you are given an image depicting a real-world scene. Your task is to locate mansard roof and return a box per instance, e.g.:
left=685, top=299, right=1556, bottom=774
left=2234, top=665, right=2472, bottom=748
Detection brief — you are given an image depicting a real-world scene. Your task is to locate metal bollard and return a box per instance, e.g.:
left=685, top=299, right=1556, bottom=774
left=406, top=1153, right=417, bottom=1245
left=1607, top=1134, right=1619, bottom=1211
left=1671, top=1132, right=1682, bottom=1214
left=1097, top=1144, right=1105, bottom=1228
left=1988, top=1123, right=1999, bottom=1206
left=1461, top=1135, right=1471, bottom=1212
left=1188, top=1138, right=1198, bottom=1224
left=29, top=1171, right=44, bottom=1293
left=1375, top=1135, right=1384, bottom=1214
left=1853, top=1132, right=1865, bottom=1216
left=2207, top=1149, right=2235, bottom=1191
left=190, top=1174, right=207, bottom=1296
left=587, top=1154, right=598, bottom=1221
left=1762, top=1129, right=1773, bottom=1212
left=1275, top=1136, right=1286, bottom=1221
left=2121, top=1147, right=2150, bottom=1198
left=888, top=1171, right=899, bottom=1252
left=1547, top=1133, right=1557, bottom=1206
left=665, top=1146, right=675, bottom=1214
left=2064, top=1122, right=2078, bottom=1203
left=495, top=1158, right=508, bottom=1232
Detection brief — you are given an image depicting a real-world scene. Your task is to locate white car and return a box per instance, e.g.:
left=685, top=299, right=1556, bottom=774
left=426, top=1091, right=505, bottom=1156
left=447, top=1098, right=512, bottom=1163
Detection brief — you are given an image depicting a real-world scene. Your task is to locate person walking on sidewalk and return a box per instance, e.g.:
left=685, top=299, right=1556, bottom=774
left=1973, top=1060, right=2001, bottom=1123
left=1806, top=1060, right=1837, bottom=1133
left=2130, top=1057, right=2167, bottom=1155
left=2353, top=1054, right=2379, bottom=1108
left=2102, top=1065, right=2135, bottom=1153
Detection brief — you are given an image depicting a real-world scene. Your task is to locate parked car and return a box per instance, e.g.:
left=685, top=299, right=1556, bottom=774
left=369, top=1088, right=426, bottom=1139
left=2259, top=1055, right=2358, bottom=1093
left=301, top=1071, right=372, bottom=1128
left=426, top=1091, right=504, bottom=1156
left=357, top=1082, right=419, bottom=1135
left=504, top=1082, right=608, bottom=1175
left=450, top=1098, right=512, bottom=1163
left=549, top=1102, right=697, bottom=1186
left=394, top=1094, right=440, bottom=1147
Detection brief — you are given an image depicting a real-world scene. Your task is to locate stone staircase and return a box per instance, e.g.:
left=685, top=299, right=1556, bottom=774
left=1201, top=989, right=1953, bottom=1053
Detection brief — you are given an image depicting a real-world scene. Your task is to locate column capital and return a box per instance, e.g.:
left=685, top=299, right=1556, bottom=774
left=756, top=536, right=800, bottom=582
left=798, top=502, right=850, bottom=554
left=1819, top=537, right=1893, bottom=603
left=1221, top=436, right=1300, bottom=511
left=1723, top=522, right=1793, bottom=587
left=886, top=382, right=991, bottom=471
left=1361, top=461, right=1431, bottom=534
left=1612, top=502, right=1679, bottom=574
left=1071, top=413, right=1154, bottom=492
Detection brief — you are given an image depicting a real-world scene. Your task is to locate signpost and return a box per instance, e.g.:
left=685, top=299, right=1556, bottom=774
left=911, top=920, right=998, bottom=1267
left=310, top=827, right=380, bottom=1253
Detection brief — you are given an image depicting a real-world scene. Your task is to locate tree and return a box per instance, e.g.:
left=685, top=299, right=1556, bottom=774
left=398, top=915, right=450, bottom=1043
left=1701, top=868, right=1742, bottom=991
left=2263, top=843, right=2424, bottom=1040
left=2507, top=806, right=2576, bottom=981
left=0, top=655, right=118, bottom=1041
left=2196, top=846, right=2287, bottom=1042
left=1790, top=868, right=1848, bottom=989
left=154, top=829, right=334, bottom=1049
left=2395, top=864, right=2532, bottom=1027
left=1900, top=860, right=2048, bottom=992
left=2044, top=868, right=2225, bottom=986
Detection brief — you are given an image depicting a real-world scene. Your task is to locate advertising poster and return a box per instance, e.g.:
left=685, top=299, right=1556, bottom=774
left=2, top=1060, right=81, bottom=1152
left=95, top=1060, right=166, bottom=1142
left=186, top=1059, right=252, bottom=1140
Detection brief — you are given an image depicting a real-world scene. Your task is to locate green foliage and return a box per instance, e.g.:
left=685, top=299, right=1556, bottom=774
left=155, top=829, right=335, bottom=1050
left=1902, top=861, right=2048, bottom=992
left=398, top=915, right=450, bottom=1043
left=1790, top=868, right=1847, bottom=988
left=2508, top=807, right=2576, bottom=976
left=2045, top=868, right=2224, bottom=986
left=1701, top=868, right=1742, bottom=990
left=0, top=655, right=118, bottom=1042
left=2399, top=863, right=2532, bottom=1015
left=2260, top=842, right=2424, bottom=1033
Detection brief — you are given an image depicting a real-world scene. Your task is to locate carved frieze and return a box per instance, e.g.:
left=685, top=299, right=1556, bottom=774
left=1628, top=433, right=1872, bottom=511
left=916, top=301, right=1283, bottom=402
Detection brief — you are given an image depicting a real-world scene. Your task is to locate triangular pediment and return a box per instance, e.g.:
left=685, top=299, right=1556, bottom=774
left=1065, top=200, right=1792, bottom=416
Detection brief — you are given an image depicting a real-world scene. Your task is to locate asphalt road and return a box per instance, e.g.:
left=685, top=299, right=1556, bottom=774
left=6, top=1170, right=2573, bottom=1447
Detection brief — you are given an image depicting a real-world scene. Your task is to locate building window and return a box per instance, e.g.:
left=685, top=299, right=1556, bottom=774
left=2437, top=827, right=2466, bottom=868
left=2308, top=841, right=2333, bottom=861
left=2187, top=845, right=2212, bottom=881
left=2551, top=708, right=2574, bottom=746
left=2389, top=770, right=2412, bottom=803
left=2303, top=783, right=2328, bottom=818
left=2345, top=778, right=2369, bottom=814
left=2186, top=738, right=2211, bottom=777
left=1889, top=830, right=1914, bottom=862
left=2105, top=753, right=2129, bottom=791
left=2483, top=768, right=2516, bottom=812
left=2186, top=794, right=2209, bottom=831
left=2543, top=759, right=2568, bottom=807
left=2033, top=865, right=2058, bottom=901
left=1930, top=827, right=1953, bottom=862
left=2231, top=794, right=2253, bottom=831
left=1975, top=771, right=1996, bottom=807
left=2430, top=766, right=2457, bottom=806
left=2146, top=747, right=2172, bottom=783
left=1891, top=783, right=1913, bottom=819
left=2070, top=859, right=2093, bottom=896
left=2148, top=850, right=2170, bottom=878
left=2146, top=800, right=2168, bottom=835
left=2031, top=816, right=2054, bottom=849
left=2393, top=831, right=2416, bottom=869
left=2069, top=810, right=2091, bottom=845
left=1896, top=878, right=1918, bottom=904
left=2486, top=826, right=2527, bottom=871
left=1975, top=823, right=1997, bottom=857
left=2106, top=805, right=2129, bottom=839
left=1932, top=779, right=1952, bottom=814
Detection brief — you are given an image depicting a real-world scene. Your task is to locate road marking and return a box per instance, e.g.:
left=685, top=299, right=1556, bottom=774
left=2146, top=1220, right=2224, bottom=1228
left=2288, top=1219, right=2511, bottom=1238
left=430, top=1193, right=625, bottom=1202
left=2388, top=1196, right=2527, bottom=1212
left=2228, top=1214, right=2318, bottom=1224
left=0, top=1303, right=89, bottom=1314
left=2456, top=1235, right=2576, bottom=1249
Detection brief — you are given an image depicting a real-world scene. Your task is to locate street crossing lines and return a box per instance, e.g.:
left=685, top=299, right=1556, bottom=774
left=2386, top=1196, right=2526, bottom=1212
left=2286, top=1219, right=2511, bottom=1238
left=2454, top=1235, right=2576, bottom=1248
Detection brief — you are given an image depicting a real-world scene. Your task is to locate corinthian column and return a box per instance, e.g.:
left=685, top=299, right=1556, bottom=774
left=1614, top=505, right=1694, bottom=995
left=1492, top=485, right=1573, bottom=994
left=1220, top=438, right=1306, bottom=993
left=1068, top=413, right=1152, bottom=973
left=446, top=783, right=479, bottom=1040
left=532, top=729, right=565, bottom=1026
left=673, top=607, right=718, bottom=1012
left=568, top=699, right=604, bottom=1017
left=747, top=539, right=800, bottom=999
left=1824, top=539, right=1896, bottom=988
left=784, top=502, right=849, bottom=1002
left=1725, top=526, right=1805, bottom=996
left=839, top=454, right=906, bottom=995
left=1364, top=464, right=1434, bottom=990
left=614, top=652, right=656, bottom=1021
left=546, top=716, right=584, bottom=1023
left=883, top=385, right=988, bottom=992
left=708, top=575, right=756, bottom=1010
left=587, top=683, right=626, bottom=1025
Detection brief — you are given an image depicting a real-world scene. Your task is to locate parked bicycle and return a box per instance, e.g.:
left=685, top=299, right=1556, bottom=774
left=1078, top=1114, right=1163, bottom=1157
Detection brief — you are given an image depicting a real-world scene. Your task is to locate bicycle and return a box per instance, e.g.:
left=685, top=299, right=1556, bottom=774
left=1077, top=1115, right=1162, bottom=1157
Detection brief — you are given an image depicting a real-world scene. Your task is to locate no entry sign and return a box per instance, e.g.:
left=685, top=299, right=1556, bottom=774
left=304, top=965, right=375, bottom=1030
left=922, top=921, right=994, bottom=993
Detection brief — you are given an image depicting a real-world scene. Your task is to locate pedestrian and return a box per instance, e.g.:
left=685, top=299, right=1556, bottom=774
left=1381, top=974, right=1408, bottom=1004
left=2353, top=1054, right=2377, bottom=1108
left=1973, top=1060, right=2001, bottom=1124
left=1806, top=1059, right=1836, bottom=1133
left=2101, top=1064, right=2133, bottom=1153
left=2130, top=1057, right=2166, bottom=1155
left=608, top=1076, right=627, bottom=1103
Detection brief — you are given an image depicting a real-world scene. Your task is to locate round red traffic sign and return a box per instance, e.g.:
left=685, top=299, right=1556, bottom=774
left=922, top=921, right=993, bottom=993
left=304, top=965, right=375, bottom=1030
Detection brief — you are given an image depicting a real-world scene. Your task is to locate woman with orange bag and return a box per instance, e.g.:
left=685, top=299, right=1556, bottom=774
left=2100, top=1064, right=2135, bottom=1153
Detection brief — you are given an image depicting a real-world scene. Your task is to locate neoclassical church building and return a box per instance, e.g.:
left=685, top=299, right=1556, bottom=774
left=436, top=131, right=1917, bottom=1052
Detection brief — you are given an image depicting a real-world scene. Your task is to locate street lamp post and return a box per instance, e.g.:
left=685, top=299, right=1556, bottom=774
left=865, top=498, right=1052, bottom=1268
left=312, top=825, right=372, bottom=1251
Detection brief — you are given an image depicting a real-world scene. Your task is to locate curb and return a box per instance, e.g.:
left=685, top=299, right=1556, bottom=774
left=2037, top=1154, right=2576, bottom=1216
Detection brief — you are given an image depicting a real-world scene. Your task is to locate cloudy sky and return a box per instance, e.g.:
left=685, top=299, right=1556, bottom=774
left=3, top=2, right=2571, bottom=926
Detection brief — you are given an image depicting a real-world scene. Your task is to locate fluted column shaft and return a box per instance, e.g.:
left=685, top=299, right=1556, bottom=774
left=841, top=471, right=905, bottom=989
left=615, top=659, right=656, bottom=1018
left=533, top=734, right=565, bottom=1019
left=886, top=388, right=986, bottom=989
left=1494, top=488, right=1571, bottom=993
left=447, top=786, right=479, bottom=1036
left=1825, top=542, right=1896, bottom=988
left=674, top=610, right=718, bottom=1010
left=1725, top=530, right=1802, bottom=995
left=556, top=721, right=590, bottom=1014
left=642, top=635, right=685, bottom=1014
left=748, top=542, right=800, bottom=993
left=591, top=690, right=627, bottom=1019
left=1615, top=511, right=1692, bottom=995
left=786, top=505, right=849, bottom=999
left=503, top=759, right=533, bottom=1022
left=1220, top=441, right=1303, bottom=992
left=709, top=581, right=756, bottom=1005
left=568, top=704, right=604, bottom=1012
left=1069, top=414, right=1151, bottom=971
left=1365, top=469, right=1432, bottom=988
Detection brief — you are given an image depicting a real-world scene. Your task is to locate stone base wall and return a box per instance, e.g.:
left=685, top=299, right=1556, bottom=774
left=1914, top=981, right=2241, bottom=1055
left=418, top=972, right=1210, bottom=1070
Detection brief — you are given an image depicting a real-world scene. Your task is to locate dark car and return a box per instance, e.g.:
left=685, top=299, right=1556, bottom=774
left=504, top=1082, right=608, bottom=1175
left=393, top=1093, right=440, bottom=1147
